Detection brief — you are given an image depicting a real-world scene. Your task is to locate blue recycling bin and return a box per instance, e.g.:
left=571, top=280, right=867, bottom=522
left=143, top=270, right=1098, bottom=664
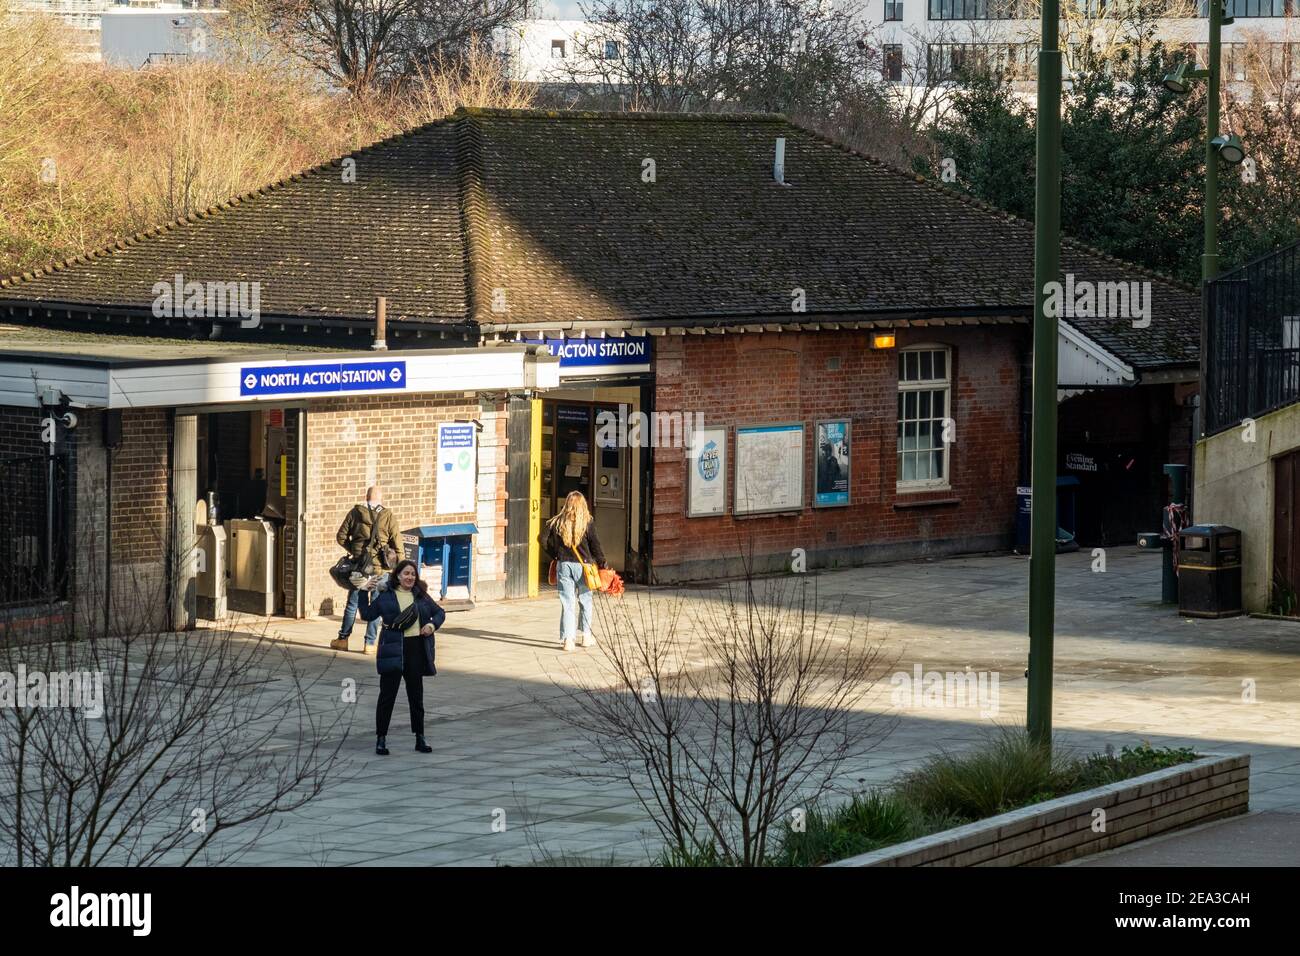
left=404, top=523, right=476, bottom=601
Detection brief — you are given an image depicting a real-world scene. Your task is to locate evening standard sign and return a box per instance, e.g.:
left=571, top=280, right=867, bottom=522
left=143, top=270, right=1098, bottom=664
left=240, top=360, right=407, bottom=397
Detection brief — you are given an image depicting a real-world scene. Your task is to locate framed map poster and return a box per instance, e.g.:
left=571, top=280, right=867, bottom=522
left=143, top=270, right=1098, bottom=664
left=814, top=419, right=851, bottom=507
left=734, top=423, right=804, bottom=515
left=687, top=426, right=727, bottom=517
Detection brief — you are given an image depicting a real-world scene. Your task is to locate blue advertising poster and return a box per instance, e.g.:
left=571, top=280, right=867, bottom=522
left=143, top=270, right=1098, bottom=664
left=687, top=426, right=727, bottom=516
left=815, top=419, right=850, bottom=507
left=240, top=360, right=406, bottom=397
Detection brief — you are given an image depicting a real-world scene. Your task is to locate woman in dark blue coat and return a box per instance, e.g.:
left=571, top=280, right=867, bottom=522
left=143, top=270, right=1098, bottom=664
left=360, top=559, right=446, bottom=755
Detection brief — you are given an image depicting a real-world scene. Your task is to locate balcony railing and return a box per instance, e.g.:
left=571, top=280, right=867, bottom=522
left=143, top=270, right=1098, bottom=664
left=1204, top=241, right=1300, bottom=434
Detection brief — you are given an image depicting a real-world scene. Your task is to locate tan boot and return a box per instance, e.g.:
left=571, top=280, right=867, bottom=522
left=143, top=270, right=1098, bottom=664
left=363, top=642, right=376, bottom=656
left=329, top=638, right=349, bottom=651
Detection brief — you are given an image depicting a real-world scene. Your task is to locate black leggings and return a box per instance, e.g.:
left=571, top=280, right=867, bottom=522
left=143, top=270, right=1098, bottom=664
left=375, top=636, right=426, bottom=736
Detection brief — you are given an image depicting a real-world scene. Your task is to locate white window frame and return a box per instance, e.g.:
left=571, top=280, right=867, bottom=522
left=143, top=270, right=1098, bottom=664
left=896, top=345, right=953, bottom=491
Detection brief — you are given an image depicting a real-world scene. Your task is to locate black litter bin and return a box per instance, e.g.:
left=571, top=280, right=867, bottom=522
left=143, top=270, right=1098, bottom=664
left=1177, top=525, right=1243, bottom=619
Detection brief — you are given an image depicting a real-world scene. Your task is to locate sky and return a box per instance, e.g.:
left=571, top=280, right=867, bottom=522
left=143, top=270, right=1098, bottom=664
left=535, top=0, right=587, bottom=17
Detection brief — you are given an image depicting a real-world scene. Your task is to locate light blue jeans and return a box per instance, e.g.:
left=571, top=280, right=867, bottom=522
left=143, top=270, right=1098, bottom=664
left=556, top=560, right=593, bottom=642
left=340, top=587, right=382, bottom=646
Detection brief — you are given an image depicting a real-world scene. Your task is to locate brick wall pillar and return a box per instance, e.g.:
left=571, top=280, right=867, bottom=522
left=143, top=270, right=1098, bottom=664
left=475, top=397, right=509, bottom=602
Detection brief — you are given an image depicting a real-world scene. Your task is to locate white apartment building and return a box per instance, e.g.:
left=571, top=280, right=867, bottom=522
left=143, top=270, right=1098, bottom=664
left=100, top=7, right=224, bottom=67
left=13, top=0, right=221, bottom=63
left=495, top=18, right=626, bottom=85
left=872, top=1, right=1300, bottom=87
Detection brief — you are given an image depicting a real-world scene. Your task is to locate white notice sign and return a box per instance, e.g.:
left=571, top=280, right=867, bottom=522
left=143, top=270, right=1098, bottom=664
left=436, top=422, right=477, bottom=515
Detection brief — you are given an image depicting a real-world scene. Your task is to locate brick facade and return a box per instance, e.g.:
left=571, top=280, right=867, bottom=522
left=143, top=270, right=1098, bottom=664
left=302, top=394, right=508, bottom=617
left=103, top=409, right=171, bottom=630
left=0, top=405, right=170, bottom=638
left=650, top=327, right=1025, bottom=581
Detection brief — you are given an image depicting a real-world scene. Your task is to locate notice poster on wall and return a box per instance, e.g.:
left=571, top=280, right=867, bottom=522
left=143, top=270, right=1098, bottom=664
left=734, top=423, right=804, bottom=515
left=814, top=419, right=851, bottom=507
left=436, top=422, right=477, bottom=515
left=687, top=426, right=727, bottom=517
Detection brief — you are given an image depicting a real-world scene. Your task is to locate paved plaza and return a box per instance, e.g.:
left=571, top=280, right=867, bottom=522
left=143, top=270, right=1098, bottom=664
left=209, top=547, right=1300, bottom=866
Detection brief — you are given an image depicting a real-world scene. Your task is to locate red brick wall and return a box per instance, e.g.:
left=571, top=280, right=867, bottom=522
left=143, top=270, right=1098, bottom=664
left=110, top=409, right=171, bottom=564
left=301, top=395, right=508, bottom=617
left=0, top=406, right=44, bottom=457
left=651, top=326, right=1023, bottom=580
left=107, top=409, right=172, bottom=623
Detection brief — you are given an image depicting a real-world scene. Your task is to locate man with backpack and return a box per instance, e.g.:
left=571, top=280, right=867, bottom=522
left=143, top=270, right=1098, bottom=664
left=330, top=486, right=402, bottom=653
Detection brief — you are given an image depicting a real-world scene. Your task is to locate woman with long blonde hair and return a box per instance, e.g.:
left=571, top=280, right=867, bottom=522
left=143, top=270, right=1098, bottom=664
left=543, top=490, right=607, bottom=651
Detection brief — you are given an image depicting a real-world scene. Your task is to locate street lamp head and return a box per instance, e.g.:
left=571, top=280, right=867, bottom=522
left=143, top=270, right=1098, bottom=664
left=1162, top=62, right=1191, bottom=94
left=1212, top=133, right=1246, bottom=165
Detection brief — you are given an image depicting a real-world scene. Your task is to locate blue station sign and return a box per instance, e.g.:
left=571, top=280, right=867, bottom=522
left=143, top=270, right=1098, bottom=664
left=522, top=337, right=651, bottom=375
left=240, top=360, right=407, bottom=397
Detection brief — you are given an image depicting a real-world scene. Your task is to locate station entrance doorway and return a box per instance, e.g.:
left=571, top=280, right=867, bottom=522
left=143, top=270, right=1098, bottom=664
left=538, top=386, right=646, bottom=579
left=194, top=406, right=294, bottom=617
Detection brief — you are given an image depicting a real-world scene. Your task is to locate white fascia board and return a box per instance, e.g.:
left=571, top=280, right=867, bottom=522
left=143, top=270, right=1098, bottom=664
left=103, top=349, right=546, bottom=409
left=528, top=353, right=561, bottom=389
left=1058, top=320, right=1135, bottom=388
left=0, top=359, right=110, bottom=408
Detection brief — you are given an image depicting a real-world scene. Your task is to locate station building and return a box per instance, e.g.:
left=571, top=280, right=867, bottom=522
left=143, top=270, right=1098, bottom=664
left=0, top=108, right=1199, bottom=635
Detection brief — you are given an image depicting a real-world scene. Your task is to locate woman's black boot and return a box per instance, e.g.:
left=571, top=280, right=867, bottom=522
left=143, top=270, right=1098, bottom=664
left=376, top=736, right=389, bottom=756
left=415, top=734, right=432, bottom=753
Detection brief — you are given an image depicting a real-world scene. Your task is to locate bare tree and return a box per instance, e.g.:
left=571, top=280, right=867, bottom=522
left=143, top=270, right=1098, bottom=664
left=0, top=527, right=352, bottom=866
left=242, top=0, right=528, bottom=97
left=554, top=0, right=878, bottom=115
left=1015, top=0, right=1202, bottom=75
left=539, top=563, right=893, bottom=866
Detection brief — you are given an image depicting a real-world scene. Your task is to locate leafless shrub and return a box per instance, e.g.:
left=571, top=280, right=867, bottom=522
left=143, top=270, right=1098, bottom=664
left=391, top=42, right=537, bottom=127
left=540, top=565, right=893, bottom=866
left=0, top=544, right=352, bottom=866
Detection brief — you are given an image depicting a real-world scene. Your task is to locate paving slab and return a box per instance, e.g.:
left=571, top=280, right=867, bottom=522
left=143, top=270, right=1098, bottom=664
left=139, top=548, right=1300, bottom=864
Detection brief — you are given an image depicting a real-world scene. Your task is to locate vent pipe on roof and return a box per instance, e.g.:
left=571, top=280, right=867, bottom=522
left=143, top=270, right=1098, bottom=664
left=774, top=137, right=786, bottom=185
left=372, top=296, right=388, bottom=350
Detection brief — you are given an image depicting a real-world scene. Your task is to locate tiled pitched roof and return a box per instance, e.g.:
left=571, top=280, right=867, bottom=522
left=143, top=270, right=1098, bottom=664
left=0, top=120, right=470, bottom=326
left=0, top=108, right=1198, bottom=368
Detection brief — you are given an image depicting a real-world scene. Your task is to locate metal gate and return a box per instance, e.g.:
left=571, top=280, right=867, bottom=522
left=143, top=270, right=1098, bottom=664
left=0, top=454, right=71, bottom=607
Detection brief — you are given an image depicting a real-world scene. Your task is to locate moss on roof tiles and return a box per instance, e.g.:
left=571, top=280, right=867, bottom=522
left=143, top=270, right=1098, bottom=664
left=0, top=108, right=1198, bottom=368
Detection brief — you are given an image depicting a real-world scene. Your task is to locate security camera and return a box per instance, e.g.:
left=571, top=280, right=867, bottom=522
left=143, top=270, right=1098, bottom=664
left=60, top=411, right=78, bottom=430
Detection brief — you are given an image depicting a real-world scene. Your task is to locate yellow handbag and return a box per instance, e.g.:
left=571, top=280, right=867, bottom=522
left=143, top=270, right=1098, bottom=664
left=572, top=547, right=602, bottom=591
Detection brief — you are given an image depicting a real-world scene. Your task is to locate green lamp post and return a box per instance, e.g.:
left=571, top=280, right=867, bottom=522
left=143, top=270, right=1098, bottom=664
left=1028, top=0, right=1063, bottom=748
left=1162, top=0, right=1246, bottom=283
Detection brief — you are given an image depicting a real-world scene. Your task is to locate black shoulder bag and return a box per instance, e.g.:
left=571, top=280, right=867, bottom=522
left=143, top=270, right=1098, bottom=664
left=329, top=507, right=382, bottom=590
